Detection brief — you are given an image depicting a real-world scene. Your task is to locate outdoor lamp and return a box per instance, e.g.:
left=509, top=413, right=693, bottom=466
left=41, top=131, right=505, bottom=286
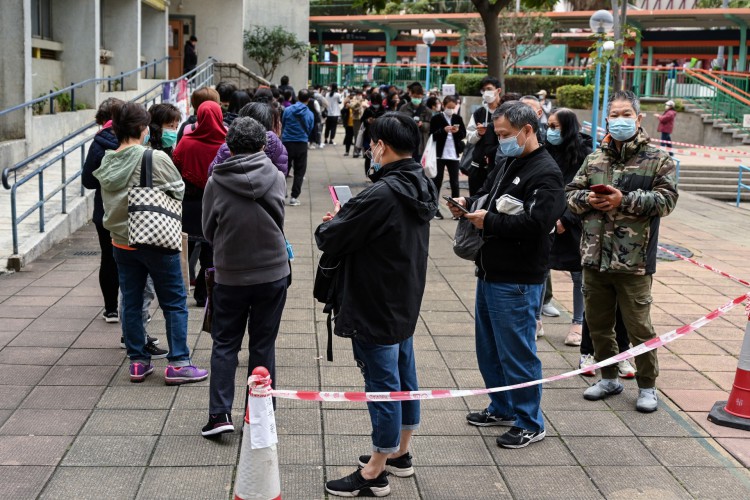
left=589, top=10, right=614, bottom=150
left=589, top=10, right=614, bottom=34
left=422, top=31, right=436, bottom=47
left=602, top=40, right=615, bottom=51
left=422, top=31, right=436, bottom=92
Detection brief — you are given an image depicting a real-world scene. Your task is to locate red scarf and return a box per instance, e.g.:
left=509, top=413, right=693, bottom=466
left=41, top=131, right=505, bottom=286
left=173, top=101, right=226, bottom=189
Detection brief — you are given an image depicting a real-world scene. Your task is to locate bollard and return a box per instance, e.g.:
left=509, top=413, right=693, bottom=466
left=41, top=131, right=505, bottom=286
left=707, top=320, right=750, bottom=431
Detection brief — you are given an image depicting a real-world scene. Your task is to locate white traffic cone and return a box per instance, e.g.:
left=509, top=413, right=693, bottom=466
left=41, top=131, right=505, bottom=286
left=234, top=366, right=281, bottom=500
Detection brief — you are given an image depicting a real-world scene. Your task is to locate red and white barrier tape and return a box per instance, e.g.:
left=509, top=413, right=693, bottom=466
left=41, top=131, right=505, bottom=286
left=657, top=245, right=750, bottom=288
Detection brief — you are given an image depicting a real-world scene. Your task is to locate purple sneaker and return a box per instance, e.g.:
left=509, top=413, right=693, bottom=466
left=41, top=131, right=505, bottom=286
left=164, top=365, right=208, bottom=385
left=130, top=362, right=154, bottom=383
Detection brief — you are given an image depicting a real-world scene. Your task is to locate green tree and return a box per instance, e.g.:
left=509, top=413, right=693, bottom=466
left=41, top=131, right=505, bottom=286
left=243, top=25, right=309, bottom=80
left=696, top=0, right=749, bottom=6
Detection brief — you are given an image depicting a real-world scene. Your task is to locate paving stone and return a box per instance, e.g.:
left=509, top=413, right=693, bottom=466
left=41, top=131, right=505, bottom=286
left=486, top=436, right=576, bottom=466
left=451, top=368, right=485, bottom=389
left=432, top=336, right=476, bottom=351
left=0, top=317, right=34, bottom=332
left=686, top=411, right=750, bottom=438
left=276, top=332, right=317, bottom=349
left=162, top=409, right=244, bottom=436
left=278, top=366, right=320, bottom=388
left=680, top=354, right=740, bottom=372
left=0, top=305, right=49, bottom=318
left=416, top=410, right=488, bottom=436
left=62, top=435, right=157, bottom=466
left=0, top=465, right=55, bottom=498
left=410, top=436, right=495, bottom=466
left=21, top=385, right=105, bottom=409
left=136, top=466, right=234, bottom=500
left=0, top=435, right=74, bottom=465
left=585, top=465, right=693, bottom=499
left=277, top=348, right=320, bottom=366
left=150, top=434, right=240, bottom=466
left=324, top=434, right=376, bottom=466
left=545, top=409, right=634, bottom=436
left=542, top=388, right=609, bottom=411
left=57, top=348, right=125, bottom=366
left=414, top=465, right=512, bottom=499
left=40, top=466, right=143, bottom=500
left=26, top=317, right=92, bottom=332
left=39, top=365, right=119, bottom=386
left=0, top=409, right=90, bottom=436
left=668, top=466, right=750, bottom=499
left=656, top=369, right=721, bottom=390
left=0, top=346, right=65, bottom=365
left=279, top=465, right=325, bottom=500
left=565, top=436, right=660, bottom=466
left=322, top=409, right=372, bottom=436
left=714, top=438, right=750, bottom=468
left=8, top=330, right=81, bottom=348
left=81, top=409, right=169, bottom=436
left=440, top=350, right=481, bottom=370
left=326, top=465, right=419, bottom=499
left=97, top=386, right=177, bottom=409
left=275, top=408, right=322, bottom=435
left=502, top=466, right=604, bottom=499
left=661, top=389, right=729, bottom=412
left=0, top=386, right=32, bottom=409
left=641, top=436, right=738, bottom=467
left=278, top=434, right=324, bottom=465
left=618, top=410, right=704, bottom=437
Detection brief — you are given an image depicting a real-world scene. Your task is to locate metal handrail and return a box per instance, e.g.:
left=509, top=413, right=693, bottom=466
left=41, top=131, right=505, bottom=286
left=738, top=165, right=750, bottom=207
left=1, top=57, right=217, bottom=255
left=0, top=56, right=170, bottom=118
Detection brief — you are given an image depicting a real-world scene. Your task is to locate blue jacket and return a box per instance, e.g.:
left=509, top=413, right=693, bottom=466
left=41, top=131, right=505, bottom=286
left=281, top=102, right=314, bottom=143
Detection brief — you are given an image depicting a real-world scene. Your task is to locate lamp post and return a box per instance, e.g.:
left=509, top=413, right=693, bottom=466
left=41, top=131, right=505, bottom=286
left=600, top=40, right=616, bottom=138
left=422, top=30, right=436, bottom=93
left=589, top=10, right=614, bottom=150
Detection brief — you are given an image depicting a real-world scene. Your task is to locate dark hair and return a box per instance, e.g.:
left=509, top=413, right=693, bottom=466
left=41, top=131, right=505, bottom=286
left=95, top=97, right=124, bottom=126
left=607, top=89, right=641, bottom=115
left=254, top=87, right=274, bottom=104
left=215, top=81, right=237, bottom=103
left=228, top=90, right=251, bottom=113
left=500, top=92, right=521, bottom=104
left=549, top=108, right=588, bottom=170
left=190, top=87, right=220, bottom=112
left=370, top=88, right=382, bottom=101
left=480, top=76, right=501, bottom=90
left=226, top=117, right=267, bottom=155
left=282, top=89, right=293, bottom=102
left=386, top=90, right=401, bottom=110
left=425, top=96, right=440, bottom=110
left=111, top=102, right=151, bottom=143
left=409, top=84, right=424, bottom=96
left=297, top=89, right=311, bottom=103
left=147, top=103, right=181, bottom=150
left=369, top=112, right=420, bottom=155
left=238, top=102, right=273, bottom=131
left=189, top=35, right=198, bottom=42
left=492, top=101, right=539, bottom=133
left=280, top=75, right=289, bottom=85
left=442, top=95, right=458, bottom=106
left=270, top=85, right=280, bottom=99
left=328, top=83, right=338, bottom=97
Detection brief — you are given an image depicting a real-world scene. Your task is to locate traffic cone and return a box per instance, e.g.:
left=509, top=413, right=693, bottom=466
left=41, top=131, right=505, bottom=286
left=707, top=320, right=750, bottom=431
left=234, top=366, right=282, bottom=500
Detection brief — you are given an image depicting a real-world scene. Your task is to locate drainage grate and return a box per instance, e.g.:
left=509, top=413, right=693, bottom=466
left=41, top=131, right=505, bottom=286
left=72, top=251, right=100, bottom=256
left=657, top=243, right=693, bottom=262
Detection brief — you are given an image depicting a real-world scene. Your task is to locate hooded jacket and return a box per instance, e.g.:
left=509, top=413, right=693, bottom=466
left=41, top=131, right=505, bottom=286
left=208, top=131, right=289, bottom=176
left=315, top=158, right=438, bottom=345
left=82, top=127, right=119, bottom=225
left=94, top=145, right=184, bottom=247
left=202, top=151, right=289, bottom=286
left=281, top=102, right=314, bottom=143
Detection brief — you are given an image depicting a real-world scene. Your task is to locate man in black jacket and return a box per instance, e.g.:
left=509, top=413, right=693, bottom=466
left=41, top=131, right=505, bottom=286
left=448, top=101, right=565, bottom=449
left=183, top=35, right=198, bottom=74
left=316, top=112, right=437, bottom=497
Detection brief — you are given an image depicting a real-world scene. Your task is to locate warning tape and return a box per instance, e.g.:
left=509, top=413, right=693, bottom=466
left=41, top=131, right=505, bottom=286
left=657, top=245, right=750, bottom=288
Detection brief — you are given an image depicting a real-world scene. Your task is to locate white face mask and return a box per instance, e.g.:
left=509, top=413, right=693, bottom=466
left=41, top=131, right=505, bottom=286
left=444, top=108, right=455, bottom=117
left=482, top=90, right=497, bottom=104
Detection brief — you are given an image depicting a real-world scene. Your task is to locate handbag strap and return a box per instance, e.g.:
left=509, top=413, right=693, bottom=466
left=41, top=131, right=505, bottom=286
left=255, top=197, right=284, bottom=236
left=139, top=149, right=154, bottom=188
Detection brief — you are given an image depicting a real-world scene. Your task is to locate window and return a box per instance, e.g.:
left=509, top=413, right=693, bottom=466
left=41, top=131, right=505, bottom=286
left=31, top=0, right=52, bottom=40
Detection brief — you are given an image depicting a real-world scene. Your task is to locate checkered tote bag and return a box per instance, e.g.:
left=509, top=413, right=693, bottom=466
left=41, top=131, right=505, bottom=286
left=127, top=149, right=183, bottom=252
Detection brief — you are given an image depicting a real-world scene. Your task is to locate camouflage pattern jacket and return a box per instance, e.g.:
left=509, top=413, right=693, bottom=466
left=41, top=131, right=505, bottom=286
left=565, top=129, right=678, bottom=275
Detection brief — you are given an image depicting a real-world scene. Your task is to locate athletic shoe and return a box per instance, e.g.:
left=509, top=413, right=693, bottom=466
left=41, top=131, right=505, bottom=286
left=318, top=143, right=325, bottom=149
left=496, top=427, right=546, bottom=449
left=541, top=303, right=560, bottom=317
left=583, top=379, right=624, bottom=401
left=535, top=320, right=545, bottom=340
left=102, top=311, right=119, bottom=323
left=289, top=198, right=301, bottom=207
left=358, top=452, right=413, bottom=478
left=164, top=364, right=208, bottom=385
left=201, top=413, right=234, bottom=437
left=353, top=154, right=360, bottom=159
left=466, top=409, right=515, bottom=427
left=618, top=359, right=636, bottom=379
left=636, top=388, right=658, bottom=413
left=330, top=141, right=337, bottom=146
left=325, top=469, right=390, bottom=498
left=579, top=354, right=597, bottom=376
left=130, top=362, right=154, bottom=383
left=121, top=335, right=162, bottom=349
left=144, top=342, right=168, bottom=359
left=434, top=212, right=444, bottom=220
left=565, top=324, right=583, bottom=346
left=343, top=152, right=349, bottom=156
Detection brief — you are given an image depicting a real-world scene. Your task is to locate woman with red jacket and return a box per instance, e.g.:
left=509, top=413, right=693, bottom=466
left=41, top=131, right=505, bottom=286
left=656, top=100, right=677, bottom=156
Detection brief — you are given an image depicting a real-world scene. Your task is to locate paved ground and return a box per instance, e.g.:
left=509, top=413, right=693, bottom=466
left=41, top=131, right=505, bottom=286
left=1, top=140, right=749, bottom=499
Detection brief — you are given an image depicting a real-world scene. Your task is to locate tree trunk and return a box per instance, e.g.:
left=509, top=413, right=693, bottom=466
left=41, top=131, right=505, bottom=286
left=473, top=0, right=508, bottom=87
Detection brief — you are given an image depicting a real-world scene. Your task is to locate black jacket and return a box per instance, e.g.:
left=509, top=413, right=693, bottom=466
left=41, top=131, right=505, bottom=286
left=82, top=127, right=119, bottom=225
left=471, top=106, right=498, bottom=167
left=548, top=134, right=593, bottom=272
left=184, top=41, right=197, bottom=71
left=429, top=112, right=466, bottom=159
left=315, top=158, right=438, bottom=345
left=467, top=146, right=565, bottom=284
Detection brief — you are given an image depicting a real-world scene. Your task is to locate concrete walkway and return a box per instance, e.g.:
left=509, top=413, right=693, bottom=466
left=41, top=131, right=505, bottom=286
left=1, top=141, right=749, bottom=499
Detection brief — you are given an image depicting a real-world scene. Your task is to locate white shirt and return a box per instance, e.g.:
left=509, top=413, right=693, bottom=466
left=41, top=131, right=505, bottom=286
left=326, top=93, right=342, bottom=117
left=441, top=113, right=458, bottom=160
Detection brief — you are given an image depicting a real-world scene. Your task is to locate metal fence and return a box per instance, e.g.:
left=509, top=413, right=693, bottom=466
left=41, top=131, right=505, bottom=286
left=738, top=165, right=750, bottom=207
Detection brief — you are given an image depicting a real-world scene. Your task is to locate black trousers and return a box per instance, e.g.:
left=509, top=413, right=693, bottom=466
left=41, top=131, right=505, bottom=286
left=94, top=221, right=119, bottom=313
left=343, top=125, right=354, bottom=153
left=187, top=240, right=213, bottom=305
left=285, top=142, right=309, bottom=199
left=468, top=165, right=489, bottom=196
left=208, top=278, right=288, bottom=414
left=580, top=307, right=630, bottom=356
left=433, top=159, right=460, bottom=198
left=324, top=116, right=339, bottom=142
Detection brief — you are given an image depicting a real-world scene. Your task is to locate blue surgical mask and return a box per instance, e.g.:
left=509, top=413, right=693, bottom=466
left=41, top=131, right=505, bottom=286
left=498, top=131, right=526, bottom=158
left=143, top=132, right=151, bottom=146
left=546, top=128, right=563, bottom=145
left=608, top=118, right=637, bottom=141
left=370, top=143, right=383, bottom=172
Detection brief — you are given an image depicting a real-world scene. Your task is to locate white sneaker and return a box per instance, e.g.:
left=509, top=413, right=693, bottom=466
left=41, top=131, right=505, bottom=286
left=318, top=143, right=325, bottom=149
left=541, top=303, right=560, bottom=317
left=618, top=359, right=636, bottom=379
left=579, top=354, right=597, bottom=376
left=535, top=320, right=545, bottom=340
left=289, top=198, right=301, bottom=206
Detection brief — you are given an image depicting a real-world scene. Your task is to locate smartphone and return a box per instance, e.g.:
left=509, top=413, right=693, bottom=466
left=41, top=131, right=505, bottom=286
left=329, top=185, right=353, bottom=206
left=590, top=184, right=614, bottom=195
left=442, top=195, right=469, bottom=214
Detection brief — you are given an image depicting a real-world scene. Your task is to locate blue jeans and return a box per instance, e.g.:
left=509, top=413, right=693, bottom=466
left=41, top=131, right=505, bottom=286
left=571, top=271, right=584, bottom=324
left=113, top=247, right=191, bottom=366
left=475, top=278, right=544, bottom=432
left=118, top=275, right=155, bottom=332
left=352, top=337, right=420, bottom=454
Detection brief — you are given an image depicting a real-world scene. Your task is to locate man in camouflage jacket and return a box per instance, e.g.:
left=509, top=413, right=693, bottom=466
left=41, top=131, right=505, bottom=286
left=566, top=90, right=678, bottom=413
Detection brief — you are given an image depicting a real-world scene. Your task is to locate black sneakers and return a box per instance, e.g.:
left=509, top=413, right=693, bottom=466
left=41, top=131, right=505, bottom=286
left=358, top=452, right=414, bottom=477
left=120, top=335, right=161, bottom=348
left=496, top=426, right=546, bottom=449
left=102, top=311, right=119, bottom=323
left=201, top=413, right=234, bottom=437
left=144, top=342, right=168, bottom=359
left=325, top=469, right=390, bottom=498
left=466, top=409, right=516, bottom=427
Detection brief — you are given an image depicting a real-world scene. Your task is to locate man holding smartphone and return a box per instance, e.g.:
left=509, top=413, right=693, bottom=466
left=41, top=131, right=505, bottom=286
left=465, top=77, right=502, bottom=195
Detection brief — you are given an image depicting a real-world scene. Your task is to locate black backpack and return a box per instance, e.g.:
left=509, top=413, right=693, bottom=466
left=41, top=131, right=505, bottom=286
left=313, top=253, right=342, bottom=361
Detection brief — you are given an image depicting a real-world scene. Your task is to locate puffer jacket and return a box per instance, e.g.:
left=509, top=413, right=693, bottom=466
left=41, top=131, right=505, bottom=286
left=208, top=131, right=289, bottom=176
left=566, top=129, right=678, bottom=275
left=82, top=127, right=119, bottom=225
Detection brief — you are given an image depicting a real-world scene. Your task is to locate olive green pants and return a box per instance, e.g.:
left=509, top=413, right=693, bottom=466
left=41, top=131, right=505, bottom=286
left=582, top=268, right=659, bottom=388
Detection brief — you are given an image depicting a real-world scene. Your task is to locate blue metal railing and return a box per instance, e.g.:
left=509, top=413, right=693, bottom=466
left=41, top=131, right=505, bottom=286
left=738, top=165, right=750, bottom=207
left=0, top=56, right=170, bottom=118
left=1, top=58, right=217, bottom=255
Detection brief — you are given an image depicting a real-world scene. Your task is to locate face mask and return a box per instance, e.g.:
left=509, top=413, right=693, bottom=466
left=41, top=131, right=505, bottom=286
left=498, top=130, right=526, bottom=158
left=546, top=128, right=562, bottom=146
left=161, top=130, right=178, bottom=148
left=444, top=108, right=455, bottom=117
left=371, top=143, right=384, bottom=172
left=411, top=97, right=422, bottom=106
left=482, top=90, right=496, bottom=104
left=608, top=118, right=637, bottom=141
left=143, top=131, right=151, bottom=146
left=371, top=103, right=381, bottom=109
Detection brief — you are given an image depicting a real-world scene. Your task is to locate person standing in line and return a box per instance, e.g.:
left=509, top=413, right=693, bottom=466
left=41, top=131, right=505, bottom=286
left=278, top=75, right=295, bottom=101
left=350, top=89, right=366, bottom=158
left=397, top=83, right=432, bottom=161
left=579, top=308, right=635, bottom=379
left=465, top=77, right=502, bottom=195
left=664, top=60, right=678, bottom=97
left=183, top=35, right=198, bottom=74
left=318, top=113, right=437, bottom=497
left=282, top=89, right=315, bottom=207
left=360, top=88, right=386, bottom=176
left=324, top=84, right=342, bottom=145
left=147, top=103, right=182, bottom=158
left=341, top=95, right=355, bottom=156
left=200, top=117, right=289, bottom=437
left=566, top=90, right=678, bottom=413
left=535, top=90, right=552, bottom=125
left=429, top=95, right=465, bottom=219
left=176, top=87, right=220, bottom=144
left=655, top=100, right=676, bottom=157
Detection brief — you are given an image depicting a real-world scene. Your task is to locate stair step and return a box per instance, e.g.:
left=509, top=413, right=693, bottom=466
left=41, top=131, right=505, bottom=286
left=680, top=183, right=743, bottom=192
left=695, top=191, right=750, bottom=202
left=679, top=165, right=745, bottom=174
left=678, top=176, right=740, bottom=185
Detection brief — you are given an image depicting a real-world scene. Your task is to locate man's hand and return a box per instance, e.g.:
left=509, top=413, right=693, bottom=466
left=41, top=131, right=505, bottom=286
left=555, top=220, right=566, bottom=234
left=464, top=209, right=487, bottom=229
left=446, top=197, right=467, bottom=218
left=476, top=124, right=487, bottom=136
left=588, top=187, right=623, bottom=212
left=444, top=125, right=453, bottom=133
left=322, top=202, right=341, bottom=222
